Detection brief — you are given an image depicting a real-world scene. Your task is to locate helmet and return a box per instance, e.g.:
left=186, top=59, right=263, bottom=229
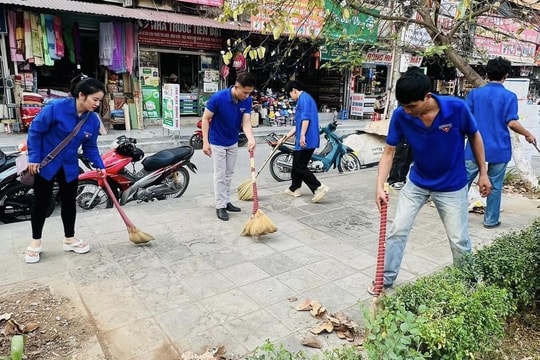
left=113, top=136, right=144, bottom=160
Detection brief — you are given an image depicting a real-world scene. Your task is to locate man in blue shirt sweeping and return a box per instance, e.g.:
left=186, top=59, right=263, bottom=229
left=368, top=67, right=492, bottom=294
left=465, top=57, right=536, bottom=229
left=201, top=72, right=256, bottom=221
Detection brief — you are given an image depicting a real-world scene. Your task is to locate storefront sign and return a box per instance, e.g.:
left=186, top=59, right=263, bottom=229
left=473, top=36, right=536, bottom=64
left=251, top=0, right=324, bottom=37
left=365, top=52, right=423, bottom=67
left=138, top=22, right=223, bottom=50
left=162, top=83, right=180, bottom=130
left=320, top=43, right=348, bottom=61
left=177, top=0, right=223, bottom=7
left=350, top=93, right=365, bottom=117
left=323, top=0, right=378, bottom=44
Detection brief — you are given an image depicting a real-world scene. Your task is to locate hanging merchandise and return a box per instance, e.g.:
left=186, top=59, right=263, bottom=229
left=99, top=22, right=113, bottom=67
left=23, top=11, right=32, bottom=61
left=73, top=21, right=82, bottom=67
left=40, top=14, right=53, bottom=65
left=30, top=13, right=44, bottom=66
left=63, top=24, right=75, bottom=64
left=53, top=16, right=64, bottom=58
left=7, top=10, right=24, bottom=62
left=124, top=23, right=134, bottom=74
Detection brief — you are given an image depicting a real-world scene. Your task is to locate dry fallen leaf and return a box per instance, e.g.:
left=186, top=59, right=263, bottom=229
left=336, top=330, right=347, bottom=339
left=310, top=300, right=322, bottom=316
left=1, top=320, right=17, bottom=336
left=288, top=296, right=298, bottom=302
left=295, top=299, right=312, bottom=311
left=22, top=322, right=39, bottom=333
left=0, top=313, right=11, bottom=322
left=301, top=336, right=322, bottom=349
left=310, top=320, right=334, bottom=334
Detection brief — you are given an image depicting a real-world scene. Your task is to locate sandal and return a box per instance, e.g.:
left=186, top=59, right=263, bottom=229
left=25, top=246, right=42, bottom=264
left=63, top=239, right=90, bottom=254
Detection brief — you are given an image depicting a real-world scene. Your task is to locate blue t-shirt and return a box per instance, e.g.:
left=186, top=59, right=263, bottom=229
left=27, top=98, right=105, bottom=183
left=206, top=87, right=252, bottom=147
left=387, top=94, right=478, bottom=191
left=464, top=82, right=518, bottom=163
left=293, top=91, right=320, bottom=150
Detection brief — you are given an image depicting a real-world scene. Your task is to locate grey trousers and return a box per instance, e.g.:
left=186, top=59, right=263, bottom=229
left=211, top=143, right=238, bottom=209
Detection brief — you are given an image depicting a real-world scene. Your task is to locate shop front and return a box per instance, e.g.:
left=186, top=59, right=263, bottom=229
left=137, top=21, right=224, bottom=126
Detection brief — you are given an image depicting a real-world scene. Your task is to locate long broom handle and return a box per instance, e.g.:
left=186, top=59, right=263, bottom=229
left=255, top=141, right=281, bottom=177
left=249, top=148, right=259, bottom=215
left=373, top=183, right=389, bottom=296
left=100, top=173, right=136, bottom=228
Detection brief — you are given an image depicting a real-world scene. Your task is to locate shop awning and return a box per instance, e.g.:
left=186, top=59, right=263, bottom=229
left=0, top=0, right=248, bottom=30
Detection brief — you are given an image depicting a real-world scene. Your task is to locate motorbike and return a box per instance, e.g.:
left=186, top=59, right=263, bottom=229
left=76, top=135, right=197, bottom=210
left=0, top=144, right=55, bottom=223
left=189, top=119, right=248, bottom=150
left=265, top=120, right=361, bottom=182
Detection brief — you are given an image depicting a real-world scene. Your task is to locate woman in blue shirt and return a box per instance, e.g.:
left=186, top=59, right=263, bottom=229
left=25, top=76, right=106, bottom=263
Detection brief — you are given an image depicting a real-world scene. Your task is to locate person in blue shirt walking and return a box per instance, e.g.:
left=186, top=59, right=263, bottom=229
left=201, top=72, right=256, bottom=221
left=25, top=76, right=106, bottom=263
left=368, top=67, right=492, bottom=294
left=465, top=57, right=536, bottom=229
left=282, top=81, right=329, bottom=203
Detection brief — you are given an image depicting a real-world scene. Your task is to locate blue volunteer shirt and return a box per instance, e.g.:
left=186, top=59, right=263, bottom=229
left=464, top=82, right=519, bottom=163
left=206, top=87, right=252, bottom=147
left=387, top=94, right=478, bottom=191
left=293, top=91, right=320, bottom=150
left=27, top=97, right=105, bottom=183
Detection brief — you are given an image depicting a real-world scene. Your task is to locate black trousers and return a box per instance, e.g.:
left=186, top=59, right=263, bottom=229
left=388, top=140, right=413, bottom=184
left=290, top=148, right=321, bottom=193
left=31, top=168, right=78, bottom=240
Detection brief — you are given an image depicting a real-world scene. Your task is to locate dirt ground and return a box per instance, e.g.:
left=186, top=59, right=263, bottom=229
left=0, top=287, right=96, bottom=359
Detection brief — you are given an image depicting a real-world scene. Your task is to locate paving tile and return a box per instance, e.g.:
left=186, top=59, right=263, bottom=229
left=182, top=271, right=235, bottom=299
left=102, top=317, right=171, bottom=359
left=219, top=262, right=271, bottom=286
left=173, top=324, right=248, bottom=357
left=299, top=283, right=360, bottom=314
left=331, top=248, right=377, bottom=271
left=136, top=282, right=194, bottom=315
left=304, top=258, right=358, bottom=282
left=251, top=252, right=302, bottom=276
left=155, top=302, right=221, bottom=341
left=275, top=267, right=326, bottom=292
left=78, top=279, right=151, bottom=332
left=223, top=309, right=291, bottom=353
left=240, top=277, right=296, bottom=306
left=281, top=245, right=327, bottom=266
left=200, top=288, right=260, bottom=324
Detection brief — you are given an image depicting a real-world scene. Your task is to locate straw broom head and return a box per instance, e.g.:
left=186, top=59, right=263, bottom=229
left=100, top=172, right=154, bottom=244
left=237, top=179, right=253, bottom=201
left=241, top=149, right=277, bottom=236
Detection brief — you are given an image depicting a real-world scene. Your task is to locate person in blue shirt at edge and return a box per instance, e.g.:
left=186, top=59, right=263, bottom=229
left=25, top=76, right=107, bottom=264
left=280, top=81, right=329, bottom=203
left=367, top=67, right=492, bottom=295
left=465, top=56, right=537, bottom=229
left=201, top=71, right=257, bottom=221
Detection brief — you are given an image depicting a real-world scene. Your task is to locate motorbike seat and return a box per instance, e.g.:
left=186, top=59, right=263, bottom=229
left=142, top=146, right=194, bottom=172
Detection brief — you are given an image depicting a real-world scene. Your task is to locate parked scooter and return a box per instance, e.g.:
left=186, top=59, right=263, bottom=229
left=76, top=135, right=197, bottom=210
left=265, top=120, right=361, bottom=182
left=0, top=144, right=55, bottom=223
left=189, top=119, right=248, bottom=150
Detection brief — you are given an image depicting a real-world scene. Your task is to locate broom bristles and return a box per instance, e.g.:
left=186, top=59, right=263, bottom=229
left=241, top=209, right=277, bottom=236
left=128, top=226, right=154, bottom=244
left=237, top=179, right=253, bottom=201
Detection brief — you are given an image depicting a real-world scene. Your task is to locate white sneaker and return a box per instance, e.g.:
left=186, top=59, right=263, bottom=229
left=311, top=184, right=329, bottom=203
left=285, top=188, right=301, bottom=197
left=390, top=181, right=405, bottom=190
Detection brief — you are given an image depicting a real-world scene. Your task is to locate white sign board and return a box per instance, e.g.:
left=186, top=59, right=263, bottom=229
left=350, top=93, right=365, bottom=117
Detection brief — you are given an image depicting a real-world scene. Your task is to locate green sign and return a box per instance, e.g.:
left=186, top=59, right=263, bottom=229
left=320, top=43, right=349, bottom=61
left=323, top=0, right=379, bottom=44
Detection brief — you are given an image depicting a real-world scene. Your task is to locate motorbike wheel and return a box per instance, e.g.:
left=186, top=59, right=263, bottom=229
left=76, top=180, right=113, bottom=210
left=189, top=134, right=203, bottom=150
left=158, top=167, right=190, bottom=199
left=338, top=152, right=362, bottom=172
left=269, top=152, right=292, bottom=182
left=0, top=183, right=55, bottom=223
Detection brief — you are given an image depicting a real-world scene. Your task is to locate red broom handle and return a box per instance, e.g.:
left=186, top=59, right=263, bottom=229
left=373, top=184, right=389, bottom=296
left=249, top=149, right=259, bottom=215
left=99, top=172, right=136, bottom=228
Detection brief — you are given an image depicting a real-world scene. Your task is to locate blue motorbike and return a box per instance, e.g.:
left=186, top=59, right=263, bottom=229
left=266, top=120, right=361, bottom=182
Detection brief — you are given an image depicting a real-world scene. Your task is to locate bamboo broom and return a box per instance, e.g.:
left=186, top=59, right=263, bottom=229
left=370, top=183, right=389, bottom=316
left=100, top=173, right=154, bottom=244
left=237, top=140, right=281, bottom=201
left=241, top=149, right=277, bottom=236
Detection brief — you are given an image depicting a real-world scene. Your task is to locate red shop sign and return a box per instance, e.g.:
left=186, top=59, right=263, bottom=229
left=138, top=22, right=223, bottom=50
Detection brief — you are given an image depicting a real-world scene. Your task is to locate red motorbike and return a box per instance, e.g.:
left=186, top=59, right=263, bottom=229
left=189, top=119, right=248, bottom=150
left=76, top=136, right=197, bottom=210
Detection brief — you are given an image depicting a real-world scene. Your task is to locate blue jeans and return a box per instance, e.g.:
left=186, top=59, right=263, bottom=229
left=466, top=160, right=507, bottom=226
left=383, top=181, right=472, bottom=286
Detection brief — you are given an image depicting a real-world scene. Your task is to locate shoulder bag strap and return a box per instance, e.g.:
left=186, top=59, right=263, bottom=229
left=38, top=112, right=91, bottom=168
